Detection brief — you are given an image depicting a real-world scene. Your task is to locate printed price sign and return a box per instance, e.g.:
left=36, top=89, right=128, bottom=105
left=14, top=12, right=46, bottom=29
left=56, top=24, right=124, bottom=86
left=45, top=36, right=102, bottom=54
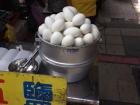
left=0, top=72, right=67, bottom=105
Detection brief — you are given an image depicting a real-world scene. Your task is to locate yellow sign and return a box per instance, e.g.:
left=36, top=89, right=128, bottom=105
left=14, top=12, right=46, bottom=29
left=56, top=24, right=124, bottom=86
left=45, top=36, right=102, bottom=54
left=0, top=72, right=67, bottom=105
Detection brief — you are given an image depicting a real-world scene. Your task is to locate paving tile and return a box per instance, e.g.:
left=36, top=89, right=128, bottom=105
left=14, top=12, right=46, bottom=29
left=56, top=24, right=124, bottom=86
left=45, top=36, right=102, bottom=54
left=121, top=28, right=140, bottom=36
left=97, top=0, right=139, bottom=28
left=99, top=63, right=133, bottom=101
left=118, top=80, right=140, bottom=104
left=106, top=44, right=125, bottom=55
left=132, top=67, right=140, bottom=101
left=122, top=2, right=137, bottom=20
left=108, top=64, right=134, bottom=82
left=100, top=100, right=140, bottom=105
left=97, top=44, right=106, bottom=54
left=123, top=36, right=140, bottom=57
left=105, top=28, right=121, bottom=35
left=100, top=0, right=137, bottom=19
left=99, top=79, right=120, bottom=101
left=106, top=35, right=123, bottom=45
left=98, top=63, right=140, bottom=103
left=131, top=0, right=138, bottom=3
left=97, top=34, right=106, bottom=44
left=101, top=35, right=106, bottom=44
left=104, top=17, right=111, bottom=23
left=99, top=63, right=134, bottom=82
left=98, top=63, right=117, bottom=80
left=99, top=63, right=120, bottom=101
left=96, top=13, right=106, bottom=24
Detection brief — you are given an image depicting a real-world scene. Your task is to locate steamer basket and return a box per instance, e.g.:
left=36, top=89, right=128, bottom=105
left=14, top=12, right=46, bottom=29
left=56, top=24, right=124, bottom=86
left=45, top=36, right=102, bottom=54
left=38, top=34, right=97, bottom=82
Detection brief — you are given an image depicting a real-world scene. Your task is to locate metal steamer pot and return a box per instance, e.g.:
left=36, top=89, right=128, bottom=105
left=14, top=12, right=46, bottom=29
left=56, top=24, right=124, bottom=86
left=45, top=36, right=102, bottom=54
left=38, top=34, right=97, bottom=83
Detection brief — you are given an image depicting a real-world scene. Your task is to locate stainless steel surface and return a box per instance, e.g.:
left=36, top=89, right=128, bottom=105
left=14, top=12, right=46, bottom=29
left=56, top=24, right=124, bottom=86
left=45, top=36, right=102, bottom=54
left=67, top=97, right=99, bottom=105
left=8, top=58, right=39, bottom=73
left=38, top=34, right=96, bottom=63
left=22, top=46, right=40, bottom=68
left=38, top=34, right=97, bottom=82
left=8, top=46, right=40, bottom=73
left=41, top=55, right=93, bottom=82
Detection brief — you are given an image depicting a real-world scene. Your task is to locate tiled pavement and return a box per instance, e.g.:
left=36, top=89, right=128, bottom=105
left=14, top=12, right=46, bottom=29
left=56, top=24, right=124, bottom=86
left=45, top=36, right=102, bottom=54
left=97, top=28, right=140, bottom=104
left=97, top=27, right=140, bottom=56
left=98, top=63, right=140, bottom=104
left=68, top=0, right=140, bottom=105
left=96, top=0, right=140, bottom=105
left=97, top=27, right=126, bottom=55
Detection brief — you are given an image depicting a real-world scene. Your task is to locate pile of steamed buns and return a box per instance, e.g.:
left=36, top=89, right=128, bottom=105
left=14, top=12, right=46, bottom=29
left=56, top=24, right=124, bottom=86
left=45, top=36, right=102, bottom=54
left=38, top=6, right=100, bottom=47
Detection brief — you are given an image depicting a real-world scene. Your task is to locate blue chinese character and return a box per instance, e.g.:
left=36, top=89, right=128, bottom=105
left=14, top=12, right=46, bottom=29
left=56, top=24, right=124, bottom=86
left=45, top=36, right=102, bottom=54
left=23, top=81, right=53, bottom=103
left=25, top=100, right=51, bottom=105
left=34, top=82, right=53, bottom=101
left=24, top=82, right=35, bottom=99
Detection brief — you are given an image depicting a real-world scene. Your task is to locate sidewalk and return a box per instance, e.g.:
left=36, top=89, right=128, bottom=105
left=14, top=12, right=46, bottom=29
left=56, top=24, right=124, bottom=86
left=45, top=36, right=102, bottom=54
left=96, top=0, right=140, bottom=104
